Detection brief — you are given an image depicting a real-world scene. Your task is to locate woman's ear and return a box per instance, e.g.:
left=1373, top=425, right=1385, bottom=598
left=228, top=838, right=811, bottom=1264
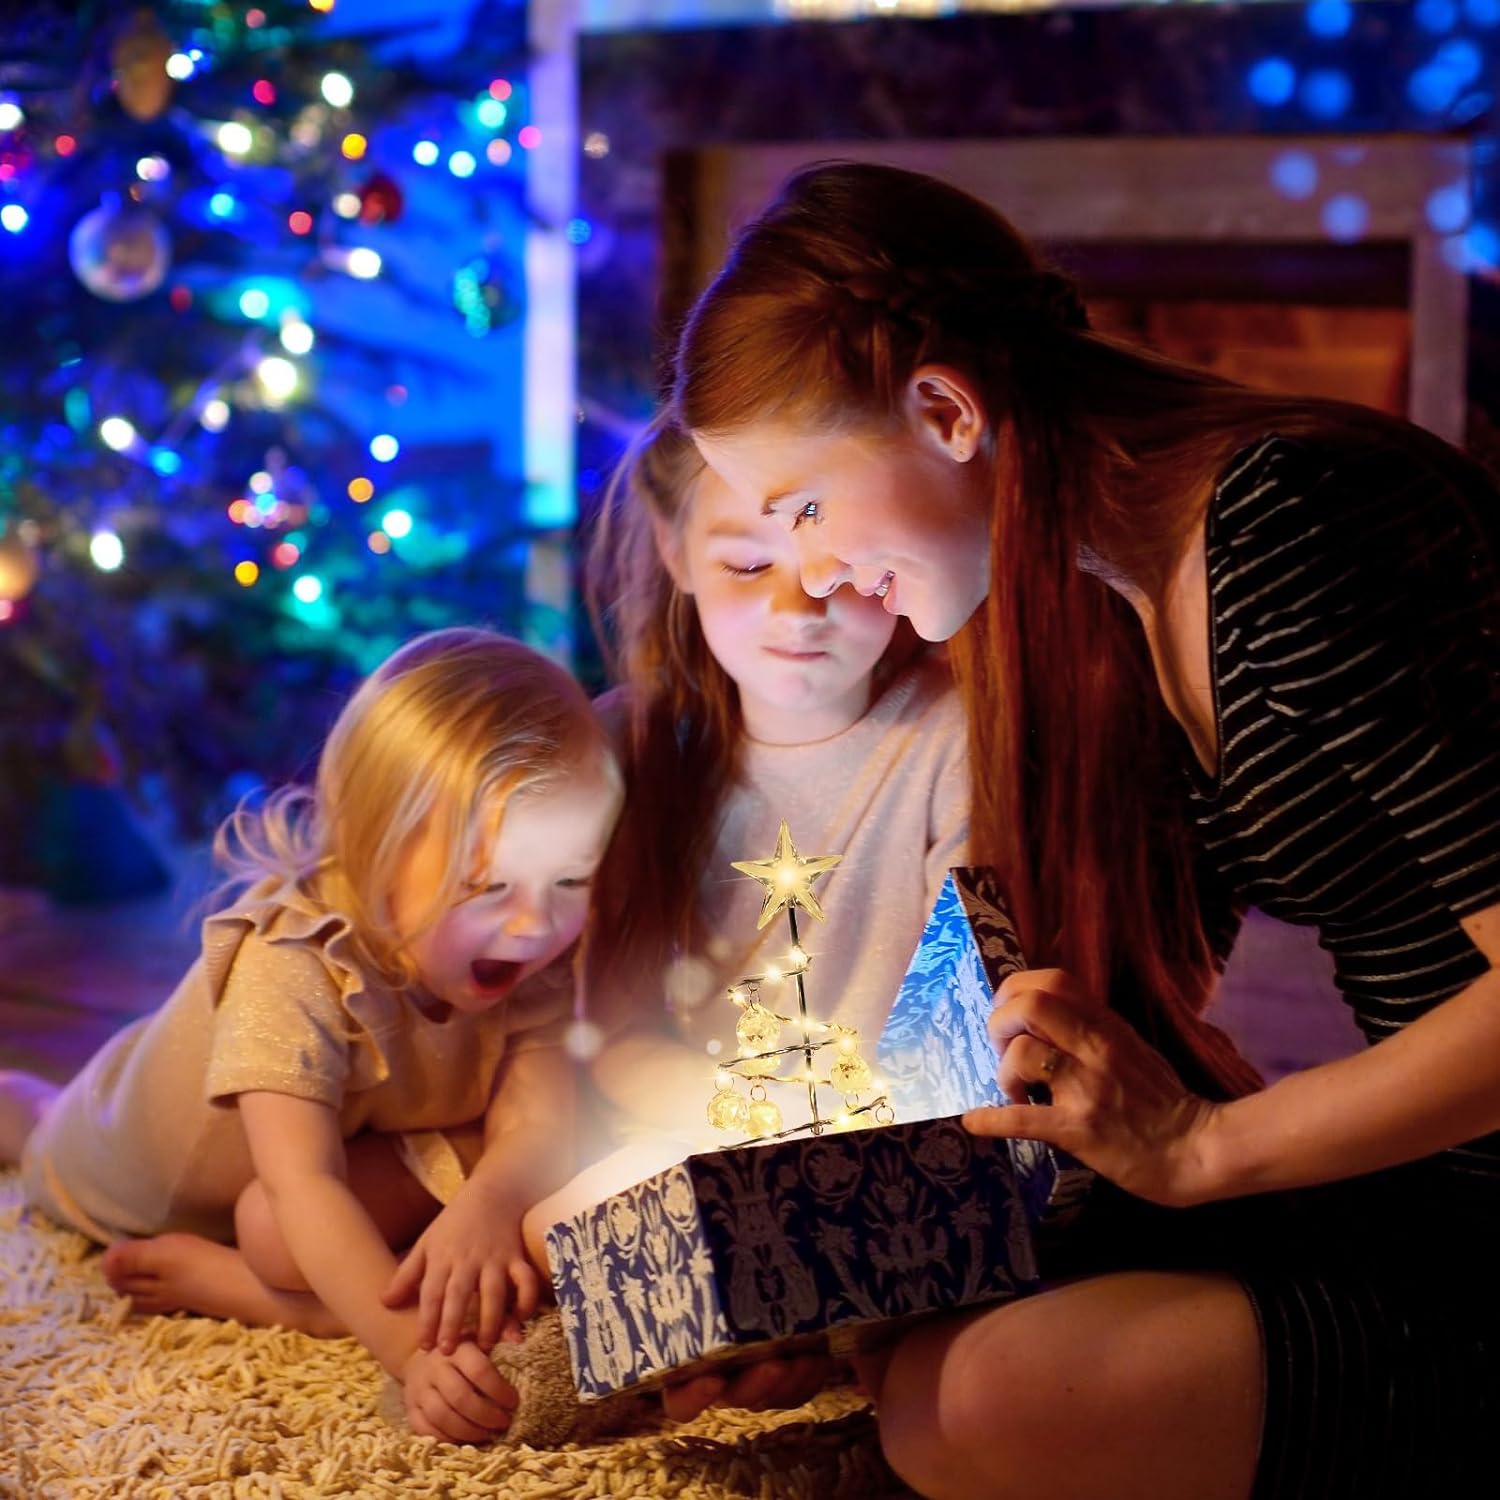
left=650, top=511, right=693, bottom=593
left=905, top=364, right=987, bottom=464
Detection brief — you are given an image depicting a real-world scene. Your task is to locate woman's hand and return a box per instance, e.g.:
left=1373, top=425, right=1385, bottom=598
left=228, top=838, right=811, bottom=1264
left=401, top=1343, right=517, bottom=1443
left=383, top=1186, right=539, bottom=1355
left=661, top=1354, right=842, bottom=1422
left=962, top=968, right=1224, bottom=1208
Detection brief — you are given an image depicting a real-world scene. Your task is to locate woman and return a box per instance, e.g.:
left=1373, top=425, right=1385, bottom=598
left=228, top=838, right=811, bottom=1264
left=663, top=162, right=1500, bottom=1500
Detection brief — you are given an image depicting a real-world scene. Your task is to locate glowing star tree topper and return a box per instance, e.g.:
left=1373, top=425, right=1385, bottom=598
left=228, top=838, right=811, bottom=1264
left=710, top=820, right=893, bottom=1143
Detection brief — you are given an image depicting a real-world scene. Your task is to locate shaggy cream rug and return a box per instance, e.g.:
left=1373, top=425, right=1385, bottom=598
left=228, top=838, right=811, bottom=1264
left=0, top=1172, right=912, bottom=1499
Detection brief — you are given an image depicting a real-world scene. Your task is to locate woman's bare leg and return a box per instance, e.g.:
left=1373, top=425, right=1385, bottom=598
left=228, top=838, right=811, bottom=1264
left=102, top=1133, right=441, bottom=1332
left=874, top=1270, right=1262, bottom=1500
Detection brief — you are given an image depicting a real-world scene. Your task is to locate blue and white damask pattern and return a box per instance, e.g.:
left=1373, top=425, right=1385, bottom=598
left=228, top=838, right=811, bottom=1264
left=546, top=1117, right=1043, bottom=1400
left=878, top=867, right=1094, bottom=1228
left=878, top=867, right=1027, bottom=1119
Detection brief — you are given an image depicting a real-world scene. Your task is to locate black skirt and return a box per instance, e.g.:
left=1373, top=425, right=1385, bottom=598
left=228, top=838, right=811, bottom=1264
left=1046, top=1163, right=1500, bottom=1500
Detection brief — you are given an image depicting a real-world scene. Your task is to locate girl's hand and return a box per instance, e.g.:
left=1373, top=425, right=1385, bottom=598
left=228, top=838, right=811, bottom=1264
left=401, top=1343, right=517, bottom=1443
left=962, top=968, right=1224, bottom=1208
left=383, top=1189, right=540, bottom=1355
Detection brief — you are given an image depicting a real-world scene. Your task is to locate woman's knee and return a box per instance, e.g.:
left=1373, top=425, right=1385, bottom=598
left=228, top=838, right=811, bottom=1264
left=233, top=1180, right=308, bottom=1290
left=876, top=1275, right=1263, bottom=1500
left=876, top=1311, right=1038, bottom=1499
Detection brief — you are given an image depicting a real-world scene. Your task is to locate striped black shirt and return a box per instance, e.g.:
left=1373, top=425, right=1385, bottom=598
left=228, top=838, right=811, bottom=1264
left=1190, top=433, right=1500, bottom=1179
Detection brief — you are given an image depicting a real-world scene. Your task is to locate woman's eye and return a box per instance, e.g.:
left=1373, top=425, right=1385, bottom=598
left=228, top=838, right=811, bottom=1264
left=720, top=562, right=770, bottom=578
left=790, top=501, right=820, bottom=532
left=557, top=876, right=593, bottom=890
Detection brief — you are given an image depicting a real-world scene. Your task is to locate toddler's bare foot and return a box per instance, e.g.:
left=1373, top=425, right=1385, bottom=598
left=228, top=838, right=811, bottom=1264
left=102, top=1233, right=342, bottom=1335
left=0, top=1070, right=59, bottom=1162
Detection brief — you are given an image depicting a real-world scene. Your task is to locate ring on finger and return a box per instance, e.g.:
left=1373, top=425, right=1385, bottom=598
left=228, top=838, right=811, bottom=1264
left=1038, top=1047, right=1064, bottom=1079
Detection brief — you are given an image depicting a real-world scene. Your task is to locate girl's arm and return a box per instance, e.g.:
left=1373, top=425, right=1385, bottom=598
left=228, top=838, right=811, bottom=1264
left=965, top=902, right=1500, bottom=1207
left=236, top=1089, right=424, bottom=1375
left=238, top=1090, right=517, bottom=1441
left=385, top=1044, right=577, bottom=1353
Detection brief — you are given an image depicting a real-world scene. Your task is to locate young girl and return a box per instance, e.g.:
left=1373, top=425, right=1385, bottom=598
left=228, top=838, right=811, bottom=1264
left=574, top=414, right=968, bottom=1155
left=0, top=628, right=622, bottom=1445
left=670, top=161, right=1500, bottom=1498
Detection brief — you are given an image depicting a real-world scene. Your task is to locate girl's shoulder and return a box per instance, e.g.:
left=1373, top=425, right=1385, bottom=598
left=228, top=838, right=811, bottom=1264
left=199, top=875, right=389, bottom=1029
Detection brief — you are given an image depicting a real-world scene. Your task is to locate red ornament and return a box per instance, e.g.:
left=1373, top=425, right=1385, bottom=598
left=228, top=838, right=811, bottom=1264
left=357, top=172, right=404, bottom=226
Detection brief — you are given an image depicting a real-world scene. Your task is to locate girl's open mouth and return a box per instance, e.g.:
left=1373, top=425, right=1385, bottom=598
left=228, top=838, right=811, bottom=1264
left=470, top=958, right=522, bottom=995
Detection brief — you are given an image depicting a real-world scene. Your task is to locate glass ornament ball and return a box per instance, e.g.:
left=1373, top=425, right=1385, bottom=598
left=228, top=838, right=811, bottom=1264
left=69, top=201, right=171, bottom=302
left=829, top=1053, right=873, bottom=1094
left=746, top=1098, right=783, bottom=1138
left=737, top=1049, right=780, bottom=1078
left=0, top=532, right=40, bottom=602
left=736, top=1005, right=782, bottom=1050
left=707, top=1088, right=749, bottom=1133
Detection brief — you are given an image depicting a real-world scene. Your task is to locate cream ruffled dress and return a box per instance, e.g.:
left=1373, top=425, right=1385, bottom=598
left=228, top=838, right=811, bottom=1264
left=21, top=877, right=571, bottom=1243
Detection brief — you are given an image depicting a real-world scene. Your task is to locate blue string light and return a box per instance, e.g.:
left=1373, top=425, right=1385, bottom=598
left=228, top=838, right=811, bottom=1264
left=1305, top=0, right=1353, bottom=39
left=1249, top=57, right=1297, bottom=107
left=1415, top=0, right=1460, bottom=31
left=1301, top=68, right=1353, bottom=119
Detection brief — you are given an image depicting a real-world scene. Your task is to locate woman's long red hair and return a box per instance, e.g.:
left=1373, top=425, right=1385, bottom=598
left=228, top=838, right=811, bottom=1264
left=670, top=161, right=1478, bottom=1099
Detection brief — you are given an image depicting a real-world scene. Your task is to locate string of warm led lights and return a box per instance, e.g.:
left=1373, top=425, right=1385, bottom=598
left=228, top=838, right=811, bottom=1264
left=707, top=820, right=895, bottom=1144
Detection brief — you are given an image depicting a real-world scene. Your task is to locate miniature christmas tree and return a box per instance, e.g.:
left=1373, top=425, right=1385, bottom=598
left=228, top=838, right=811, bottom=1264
left=706, top=820, right=894, bottom=1143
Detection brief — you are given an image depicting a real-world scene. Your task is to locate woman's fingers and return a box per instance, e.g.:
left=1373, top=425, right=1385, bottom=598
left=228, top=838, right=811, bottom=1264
left=661, top=1373, right=726, bottom=1422
left=996, top=1030, right=1070, bottom=1103
left=987, top=969, right=1131, bottom=1079
left=962, top=1101, right=1070, bottom=1148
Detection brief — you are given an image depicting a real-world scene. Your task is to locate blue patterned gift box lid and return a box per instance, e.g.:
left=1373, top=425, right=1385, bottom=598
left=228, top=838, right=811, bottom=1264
left=546, top=1115, right=1045, bottom=1401
left=877, top=867, right=1094, bottom=1228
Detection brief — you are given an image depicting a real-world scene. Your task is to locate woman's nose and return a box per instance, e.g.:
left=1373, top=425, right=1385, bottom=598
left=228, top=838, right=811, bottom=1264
left=772, top=568, right=828, bottom=616
left=799, top=548, right=851, bottom=600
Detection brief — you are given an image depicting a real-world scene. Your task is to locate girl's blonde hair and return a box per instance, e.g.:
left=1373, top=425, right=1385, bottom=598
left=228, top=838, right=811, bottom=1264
left=215, top=628, right=612, bottom=989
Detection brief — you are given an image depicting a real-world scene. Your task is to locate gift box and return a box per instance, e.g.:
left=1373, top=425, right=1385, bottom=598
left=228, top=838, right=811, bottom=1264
left=878, top=866, right=1027, bottom=1120
left=545, top=1114, right=1048, bottom=1400
left=878, top=867, right=1094, bottom=1228
left=546, top=867, right=1092, bottom=1400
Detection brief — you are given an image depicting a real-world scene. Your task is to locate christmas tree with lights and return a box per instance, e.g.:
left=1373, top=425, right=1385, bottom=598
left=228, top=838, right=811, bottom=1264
left=0, top=0, right=548, bottom=896
left=706, top=821, right=894, bottom=1143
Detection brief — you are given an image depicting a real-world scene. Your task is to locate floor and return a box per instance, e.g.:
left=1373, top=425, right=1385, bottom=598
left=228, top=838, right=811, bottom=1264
left=0, top=853, right=1366, bottom=1088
